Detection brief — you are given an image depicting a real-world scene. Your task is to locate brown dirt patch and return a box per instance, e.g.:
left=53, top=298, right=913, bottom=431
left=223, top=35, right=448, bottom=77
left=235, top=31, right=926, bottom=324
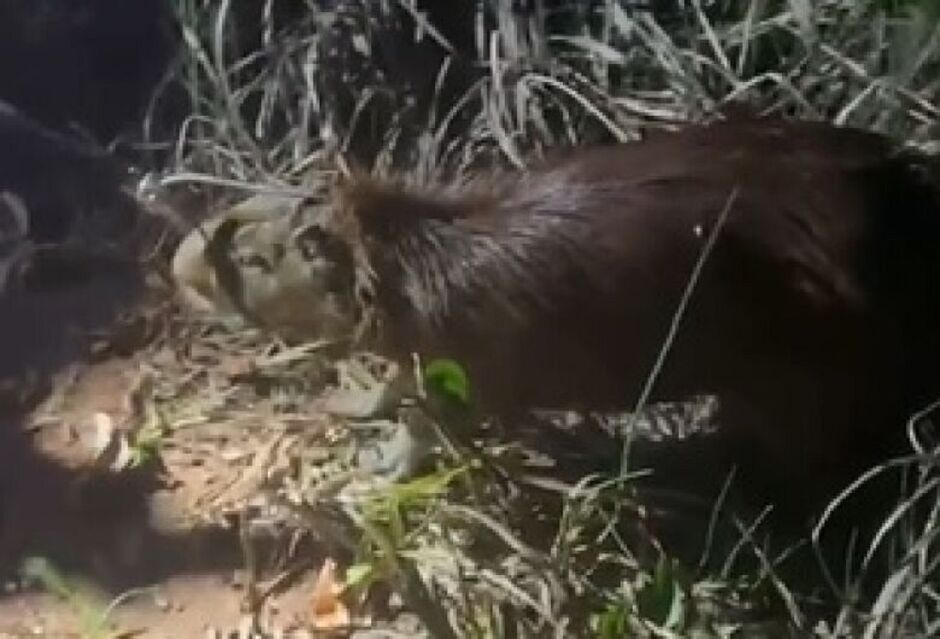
left=0, top=255, right=344, bottom=636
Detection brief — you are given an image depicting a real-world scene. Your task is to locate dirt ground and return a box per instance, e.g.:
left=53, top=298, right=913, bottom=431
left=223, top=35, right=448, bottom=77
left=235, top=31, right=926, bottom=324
left=0, top=573, right=322, bottom=638
left=0, top=255, right=362, bottom=638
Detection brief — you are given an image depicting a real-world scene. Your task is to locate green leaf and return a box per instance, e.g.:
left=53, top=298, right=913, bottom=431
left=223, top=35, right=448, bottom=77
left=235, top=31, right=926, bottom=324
left=635, top=558, right=687, bottom=631
left=591, top=600, right=632, bottom=639
left=344, top=562, right=376, bottom=589
left=366, top=465, right=468, bottom=517
left=361, top=465, right=468, bottom=546
left=424, top=359, right=470, bottom=405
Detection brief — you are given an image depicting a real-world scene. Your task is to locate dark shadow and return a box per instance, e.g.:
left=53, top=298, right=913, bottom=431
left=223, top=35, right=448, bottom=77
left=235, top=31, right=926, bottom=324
left=509, top=408, right=916, bottom=604
left=0, top=100, right=248, bottom=596
left=0, top=0, right=176, bottom=144
left=0, top=254, right=251, bottom=593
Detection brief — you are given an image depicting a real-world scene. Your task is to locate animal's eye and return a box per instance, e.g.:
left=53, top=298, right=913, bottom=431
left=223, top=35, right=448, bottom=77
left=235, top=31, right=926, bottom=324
left=355, top=282, right=374, bottom=306
left=295, top=225, right=332, bottom=261
left=234, top=252, right=270, bottom=271
left=293, top=224, right=355, bottom=294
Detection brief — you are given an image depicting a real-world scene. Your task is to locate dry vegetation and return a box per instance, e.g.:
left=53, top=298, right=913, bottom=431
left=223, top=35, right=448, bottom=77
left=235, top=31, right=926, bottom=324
left=27, top=0, right=938, bottom=637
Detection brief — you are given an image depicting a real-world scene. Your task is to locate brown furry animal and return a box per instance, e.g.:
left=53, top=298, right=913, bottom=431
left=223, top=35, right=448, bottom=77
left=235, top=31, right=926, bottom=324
left=177, top=118, right=940, bottom=517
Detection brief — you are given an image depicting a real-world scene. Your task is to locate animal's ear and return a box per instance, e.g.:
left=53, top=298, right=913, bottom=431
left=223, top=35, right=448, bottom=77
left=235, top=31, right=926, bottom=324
left=203, top=217, right=245, bottom=284
left=199, top=216, right=268, bottom=325
left=293, top=222, right=352, bottom=267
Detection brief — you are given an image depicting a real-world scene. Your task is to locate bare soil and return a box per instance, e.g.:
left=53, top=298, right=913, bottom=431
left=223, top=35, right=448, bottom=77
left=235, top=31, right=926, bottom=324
left=0, top=257, right=335, bottom=637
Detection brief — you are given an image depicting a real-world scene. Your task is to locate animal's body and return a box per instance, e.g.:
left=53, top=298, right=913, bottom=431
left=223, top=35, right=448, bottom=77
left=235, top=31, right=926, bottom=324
left=175, top=118, right=940, bottom=518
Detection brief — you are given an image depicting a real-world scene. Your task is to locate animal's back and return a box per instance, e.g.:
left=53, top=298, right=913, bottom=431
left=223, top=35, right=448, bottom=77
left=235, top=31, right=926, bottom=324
left=413, top=120, right=940, bottom=509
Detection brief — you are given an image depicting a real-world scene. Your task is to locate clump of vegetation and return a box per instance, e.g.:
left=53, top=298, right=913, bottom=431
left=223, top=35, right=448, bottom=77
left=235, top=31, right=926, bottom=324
left=153, top=0, right=939, bottom=185
left=139, top=1, right=940, bottom=636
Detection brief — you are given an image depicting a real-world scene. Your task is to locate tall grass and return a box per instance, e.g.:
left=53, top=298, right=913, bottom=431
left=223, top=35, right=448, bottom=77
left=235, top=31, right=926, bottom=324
left=151, top=0, right=939, bottom=188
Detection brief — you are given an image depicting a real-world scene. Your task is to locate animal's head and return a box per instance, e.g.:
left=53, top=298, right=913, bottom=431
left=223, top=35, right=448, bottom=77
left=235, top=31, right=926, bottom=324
left=171, top=192, right=367, bottom=344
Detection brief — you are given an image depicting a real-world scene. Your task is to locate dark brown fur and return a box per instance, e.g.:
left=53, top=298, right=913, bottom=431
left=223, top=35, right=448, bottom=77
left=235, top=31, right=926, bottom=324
left=324, top=118, right=940, bottom=517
